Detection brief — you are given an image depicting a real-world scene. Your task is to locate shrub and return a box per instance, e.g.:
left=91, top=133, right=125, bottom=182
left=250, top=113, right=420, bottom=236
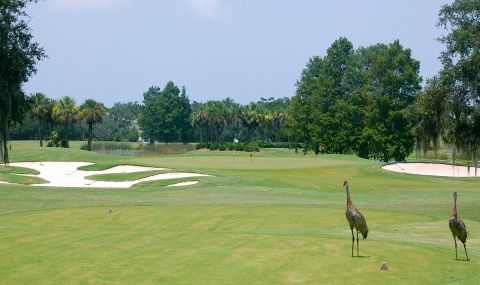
left=195, top=142, right=260, bottom=152
left=81, top=141, right=134, bottom=151
left=139, top=143, right=196, bottom=155
left=46, top=131, right=61, bottom=148
left=127, top=130, right=139, bottom=142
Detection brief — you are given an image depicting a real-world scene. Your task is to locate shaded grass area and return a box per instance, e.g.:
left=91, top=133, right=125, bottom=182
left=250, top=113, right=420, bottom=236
left=0, top=141, right=479, bottom=284
left=86, top=170, right=171, bottom=182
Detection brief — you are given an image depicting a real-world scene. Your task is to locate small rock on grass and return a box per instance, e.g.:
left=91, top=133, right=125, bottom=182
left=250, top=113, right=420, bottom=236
left=379, top=262, right=388, bottom=271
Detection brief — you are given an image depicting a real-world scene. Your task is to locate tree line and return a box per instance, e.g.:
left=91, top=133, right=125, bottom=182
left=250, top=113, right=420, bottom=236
left=13, top=84, right=291, bottom=149
left=13, top=94, right=108, bottom=150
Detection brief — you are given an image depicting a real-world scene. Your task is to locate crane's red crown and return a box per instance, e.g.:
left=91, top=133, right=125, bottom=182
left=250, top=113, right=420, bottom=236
left=343, top=180, right=348, bottom=186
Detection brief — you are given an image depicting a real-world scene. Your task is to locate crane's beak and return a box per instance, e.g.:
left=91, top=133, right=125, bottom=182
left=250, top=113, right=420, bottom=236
left=343, top=180, right=348, bottom=187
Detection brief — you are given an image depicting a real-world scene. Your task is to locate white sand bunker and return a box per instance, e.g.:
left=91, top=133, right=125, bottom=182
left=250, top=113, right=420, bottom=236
left=9, top=162, right=210, bottom=188
left=383, top=163, right=479, bottom=177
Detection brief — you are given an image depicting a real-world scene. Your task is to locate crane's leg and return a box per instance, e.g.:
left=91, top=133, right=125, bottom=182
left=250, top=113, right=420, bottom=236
left=350, top=227, right=354, bottom=257
left=453, top=236, right=457, bottom=260
left=463, top=243, right=469, bottom=261
left=356, top=230, right=359, bottom=257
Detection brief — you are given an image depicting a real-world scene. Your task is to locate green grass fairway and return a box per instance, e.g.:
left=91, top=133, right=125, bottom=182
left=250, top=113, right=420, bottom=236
left=86, top=170, right=170, bottom=182
left=1, top=141, right=479, bottom=284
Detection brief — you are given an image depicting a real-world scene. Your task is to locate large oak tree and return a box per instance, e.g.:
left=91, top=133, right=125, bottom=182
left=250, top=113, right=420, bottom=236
left=0, top=0, right=45, bottom=164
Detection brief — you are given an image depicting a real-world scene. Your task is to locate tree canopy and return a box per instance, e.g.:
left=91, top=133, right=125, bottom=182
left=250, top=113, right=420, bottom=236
left=139, top=82, right=192, bottom=143
left=289, top=38, right=421, bottom=161
left=0, top=0, right=45, bottom=163
left=78, top=99, right=107, bottom=151
left=30, top=92, right=54, bottom=147
left=52, top=96, right=79, bottom=148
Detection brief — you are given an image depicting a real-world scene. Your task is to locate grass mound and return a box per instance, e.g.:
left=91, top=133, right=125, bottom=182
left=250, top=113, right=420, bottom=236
left=77, top=163, right=121, bottom=171
left=86, top=170, right=170, bottom=182
left=134, top=177, right=210, bottom=188
left=0, top=166, right=47, bottom=185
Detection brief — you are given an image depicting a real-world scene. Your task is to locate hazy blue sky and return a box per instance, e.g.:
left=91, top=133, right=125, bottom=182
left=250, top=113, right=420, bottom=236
left=25, top=0, right=452, bottom=107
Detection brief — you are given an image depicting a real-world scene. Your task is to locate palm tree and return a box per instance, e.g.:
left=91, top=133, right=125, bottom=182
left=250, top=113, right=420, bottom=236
left=52, top=96, right=79, bottom=148
left=78, top=99, right=107, bottom=151
left=30, top=93, right=54, bottom=147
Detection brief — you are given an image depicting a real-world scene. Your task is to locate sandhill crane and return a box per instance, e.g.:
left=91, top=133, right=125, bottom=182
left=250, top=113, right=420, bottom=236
left=449, top=192, right=469, bottom=261
left=343, top=180, right=369, bottom=257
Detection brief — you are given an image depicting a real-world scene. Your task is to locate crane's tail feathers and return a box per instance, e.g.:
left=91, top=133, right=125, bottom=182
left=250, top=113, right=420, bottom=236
left=362, top=232, right=368, bottom=240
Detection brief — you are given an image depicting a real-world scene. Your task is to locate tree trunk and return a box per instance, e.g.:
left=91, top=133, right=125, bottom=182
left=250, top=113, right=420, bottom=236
left=314, top=141, right=320, bottom=155
left=1, top=121, right=9, bottom=166
left=474, top=148, right=478, bottom=177
left=38, top=127, right=43, bottom=147
left=63, top=124, right=70, bottom=148
left=149, top=131, right=154, bottom=144
left=87, top=122, right=93, bottom=151
left=0, top=137, right=3, bottom=165
left=452, top=146, right=456, bottom=177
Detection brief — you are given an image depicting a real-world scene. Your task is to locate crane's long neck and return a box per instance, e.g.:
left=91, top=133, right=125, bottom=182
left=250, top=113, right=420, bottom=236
left=451, top=196, right=457, bottom=217
left=345, top=184, right=353, bottom=208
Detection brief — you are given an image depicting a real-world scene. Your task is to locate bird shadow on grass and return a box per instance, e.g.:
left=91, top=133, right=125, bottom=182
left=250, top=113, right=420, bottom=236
left=352, top=256, right=371, bottom=258
left=454, top=259, right=470, bottom=262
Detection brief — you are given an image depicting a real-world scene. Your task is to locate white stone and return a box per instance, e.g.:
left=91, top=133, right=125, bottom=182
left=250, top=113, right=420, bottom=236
left=379, top=262, right=389, bottom=271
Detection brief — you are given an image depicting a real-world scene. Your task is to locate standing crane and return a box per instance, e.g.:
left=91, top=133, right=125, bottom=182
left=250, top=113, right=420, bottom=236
left=343, top=180, right=368, bottom=257
left=449, top=192, right=469, bottom=261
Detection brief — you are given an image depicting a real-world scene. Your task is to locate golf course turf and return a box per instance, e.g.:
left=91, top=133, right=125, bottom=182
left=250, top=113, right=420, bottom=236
left=0, top=141, right=478, bottom=284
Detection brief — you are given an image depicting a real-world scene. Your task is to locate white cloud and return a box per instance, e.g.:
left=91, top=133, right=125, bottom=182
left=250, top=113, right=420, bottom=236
left=48, top=0, right=133, bottom=12
left=186, top=0, right=232, bottom=21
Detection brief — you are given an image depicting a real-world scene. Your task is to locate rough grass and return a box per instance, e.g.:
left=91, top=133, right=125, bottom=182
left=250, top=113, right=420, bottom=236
left=0, top=140, right=478, bottom=284
left=86, top=170, right=171, bottom=182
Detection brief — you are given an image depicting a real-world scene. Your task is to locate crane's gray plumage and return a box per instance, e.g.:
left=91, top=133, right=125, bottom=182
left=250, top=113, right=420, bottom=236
left=343, top=180, right=368, bottom=257
left=449, top=192, right=469, bottom=261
